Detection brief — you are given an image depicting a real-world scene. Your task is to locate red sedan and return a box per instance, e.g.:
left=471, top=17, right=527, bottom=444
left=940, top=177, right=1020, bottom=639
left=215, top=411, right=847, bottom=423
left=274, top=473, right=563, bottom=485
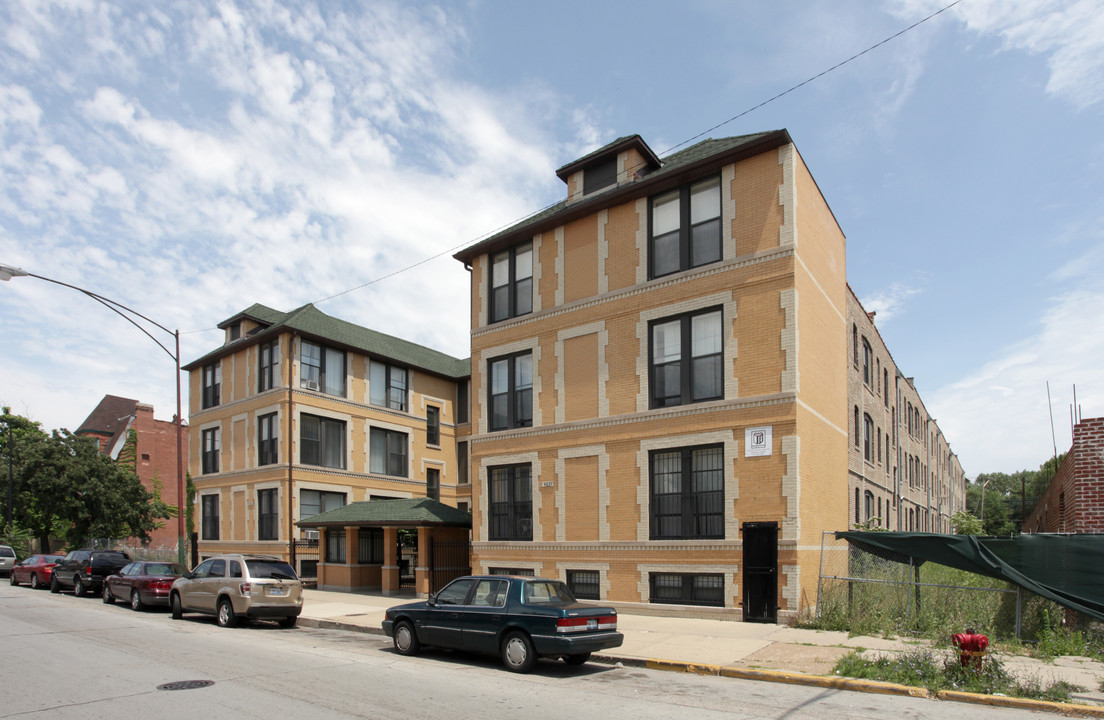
left=9, top=554, right=66, bottom=589
left=103, top=561, right=186, bottom=611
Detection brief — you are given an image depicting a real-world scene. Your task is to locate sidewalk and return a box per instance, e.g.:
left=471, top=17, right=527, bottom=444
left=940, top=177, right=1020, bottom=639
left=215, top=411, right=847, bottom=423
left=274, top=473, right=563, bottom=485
left=299, top=588, right=1104, bottom=713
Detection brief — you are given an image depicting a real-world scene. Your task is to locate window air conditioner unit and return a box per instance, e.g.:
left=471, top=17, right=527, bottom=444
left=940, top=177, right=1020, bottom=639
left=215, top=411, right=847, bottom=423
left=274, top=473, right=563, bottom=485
left=304, top=380, right=320, bottom=391
left=303, top=530, right=319, bottom=540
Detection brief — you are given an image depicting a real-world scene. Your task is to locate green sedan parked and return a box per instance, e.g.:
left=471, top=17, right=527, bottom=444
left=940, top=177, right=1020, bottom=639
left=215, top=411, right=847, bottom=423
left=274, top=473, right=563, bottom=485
left=382, top=575, right=623, bottom=673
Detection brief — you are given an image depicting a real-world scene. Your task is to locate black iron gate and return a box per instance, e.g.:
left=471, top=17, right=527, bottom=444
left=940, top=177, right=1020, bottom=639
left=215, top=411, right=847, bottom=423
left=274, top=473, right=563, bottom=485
left=429, top=539, right=471, bottom=593
left=742, top=521, right=778, bottom=623
left=293, top=539, right=319, bottom=584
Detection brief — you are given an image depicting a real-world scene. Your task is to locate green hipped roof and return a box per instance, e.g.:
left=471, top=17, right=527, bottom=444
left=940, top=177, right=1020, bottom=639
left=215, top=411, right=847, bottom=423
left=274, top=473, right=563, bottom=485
left=186, top=302, right=470, bottom=380
left=296, top=498, right=472, bottom=528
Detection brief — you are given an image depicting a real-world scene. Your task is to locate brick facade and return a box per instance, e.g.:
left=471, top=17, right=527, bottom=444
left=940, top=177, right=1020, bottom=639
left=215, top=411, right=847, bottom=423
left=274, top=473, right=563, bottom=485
left=1025, top=417, right=1104, bottom=533
left=183, top=303, right=471, bottom=585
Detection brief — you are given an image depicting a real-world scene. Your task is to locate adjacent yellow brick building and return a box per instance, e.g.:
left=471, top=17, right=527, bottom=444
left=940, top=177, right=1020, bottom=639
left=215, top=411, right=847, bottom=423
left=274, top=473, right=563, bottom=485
left=454, top=131, right=961, bottom=622
left=182, top=303, right=471, bottom=583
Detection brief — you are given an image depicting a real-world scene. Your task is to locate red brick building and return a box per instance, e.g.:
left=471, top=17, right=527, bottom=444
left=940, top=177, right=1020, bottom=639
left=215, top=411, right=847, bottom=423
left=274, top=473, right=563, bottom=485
left=1025, top=416, right=1104, bottom=533
left=76, top=395, right=188, bottom=551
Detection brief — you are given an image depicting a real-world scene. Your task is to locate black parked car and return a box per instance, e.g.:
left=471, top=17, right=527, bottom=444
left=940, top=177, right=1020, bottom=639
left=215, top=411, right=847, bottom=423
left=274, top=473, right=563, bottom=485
left=50, top=549, right=131, bottom=597
left=382, top=575, right=623, bottom=673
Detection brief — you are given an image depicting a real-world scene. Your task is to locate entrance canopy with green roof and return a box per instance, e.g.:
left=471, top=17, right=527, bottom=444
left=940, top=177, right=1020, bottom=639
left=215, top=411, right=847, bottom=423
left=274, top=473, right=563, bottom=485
left=296, top=498, right=472, bottom=530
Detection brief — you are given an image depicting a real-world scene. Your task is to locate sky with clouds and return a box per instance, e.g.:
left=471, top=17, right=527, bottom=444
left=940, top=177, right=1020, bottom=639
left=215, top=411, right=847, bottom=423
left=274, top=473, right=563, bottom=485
left=1, top=0, right=1101, bottom=478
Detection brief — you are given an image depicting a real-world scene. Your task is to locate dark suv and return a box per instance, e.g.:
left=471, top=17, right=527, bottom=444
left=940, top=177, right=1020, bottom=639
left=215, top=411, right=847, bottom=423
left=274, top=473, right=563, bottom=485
left=50, top=549, right=131, bottom=597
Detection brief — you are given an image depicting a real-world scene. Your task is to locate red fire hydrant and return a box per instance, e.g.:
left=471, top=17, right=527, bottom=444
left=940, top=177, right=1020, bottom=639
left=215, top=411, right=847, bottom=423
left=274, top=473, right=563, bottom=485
left=951, top=628, right=989, bottom=668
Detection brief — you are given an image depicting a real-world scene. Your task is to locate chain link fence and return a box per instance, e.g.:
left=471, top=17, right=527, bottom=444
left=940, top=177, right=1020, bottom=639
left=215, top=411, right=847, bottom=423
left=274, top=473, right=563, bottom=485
left=815, top=531, right=1023, bottom=638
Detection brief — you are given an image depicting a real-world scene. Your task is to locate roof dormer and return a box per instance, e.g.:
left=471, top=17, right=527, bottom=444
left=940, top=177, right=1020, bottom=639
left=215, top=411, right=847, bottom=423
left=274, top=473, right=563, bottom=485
left=556, top=135, right=662, bottom=205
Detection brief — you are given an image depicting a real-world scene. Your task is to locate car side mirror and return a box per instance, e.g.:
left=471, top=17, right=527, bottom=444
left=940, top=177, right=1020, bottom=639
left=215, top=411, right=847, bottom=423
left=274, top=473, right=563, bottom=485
left=427, top=595, right=437, bottom=607
left=183, top=571, right=195, bottom=579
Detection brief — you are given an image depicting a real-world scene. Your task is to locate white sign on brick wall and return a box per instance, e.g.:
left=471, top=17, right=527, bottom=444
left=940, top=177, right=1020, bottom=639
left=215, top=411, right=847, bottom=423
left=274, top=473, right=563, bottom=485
left=745, top=426, right=772, bottom=457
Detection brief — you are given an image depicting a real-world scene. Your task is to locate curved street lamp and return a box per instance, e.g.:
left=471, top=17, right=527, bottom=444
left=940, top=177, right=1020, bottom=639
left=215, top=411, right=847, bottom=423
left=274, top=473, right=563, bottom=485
left=0, top=263, right=186, bottom=565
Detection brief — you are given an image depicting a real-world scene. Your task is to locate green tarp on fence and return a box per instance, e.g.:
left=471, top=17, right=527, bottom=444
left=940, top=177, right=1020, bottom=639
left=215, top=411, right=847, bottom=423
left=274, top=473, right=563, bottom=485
left=836, top=532, right=1104, bottom=622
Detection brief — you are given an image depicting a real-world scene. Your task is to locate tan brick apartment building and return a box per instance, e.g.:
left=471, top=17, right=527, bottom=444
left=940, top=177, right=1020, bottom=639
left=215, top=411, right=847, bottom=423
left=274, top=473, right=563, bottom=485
left=454, top=130, right=962, bottom=622
left=848, top=288, right=965, bottom=535
left=182, top=303, right=471, bottom=583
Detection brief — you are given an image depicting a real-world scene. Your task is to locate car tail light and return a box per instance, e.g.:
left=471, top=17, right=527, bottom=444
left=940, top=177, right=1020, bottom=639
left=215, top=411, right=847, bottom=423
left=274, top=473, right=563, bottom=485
left=239, top=583, right=251, bottom=596
left=556, top=616, right=617, bottom=633
left=84, top=565, right=93, bottom=575
left=150, top=579, right=173, bottom=591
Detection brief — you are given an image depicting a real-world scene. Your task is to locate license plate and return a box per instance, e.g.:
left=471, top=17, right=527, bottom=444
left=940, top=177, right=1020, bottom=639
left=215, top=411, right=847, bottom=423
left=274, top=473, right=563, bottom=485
left=267, top=586, right=288, bottom=597
left=587, top=618, right=598, bottom=630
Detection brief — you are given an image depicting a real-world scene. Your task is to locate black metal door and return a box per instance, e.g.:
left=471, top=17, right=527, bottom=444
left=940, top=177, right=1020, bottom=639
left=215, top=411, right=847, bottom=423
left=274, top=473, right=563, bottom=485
left=742, top=521, right=778, bottom=623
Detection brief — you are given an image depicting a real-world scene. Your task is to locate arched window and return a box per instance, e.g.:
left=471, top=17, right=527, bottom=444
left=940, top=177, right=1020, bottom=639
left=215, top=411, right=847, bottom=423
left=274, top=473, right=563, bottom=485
left=863, top=414, right=874, bottom=462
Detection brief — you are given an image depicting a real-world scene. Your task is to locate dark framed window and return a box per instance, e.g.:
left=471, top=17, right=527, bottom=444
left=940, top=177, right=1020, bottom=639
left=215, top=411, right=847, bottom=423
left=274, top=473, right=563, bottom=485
left=258, top=412, right=278, bottom=466
left=488, top=351, right=532, bottom=431
left=228, top=323, right=241, bottom=341
left=300, top=415, right=346, bottom=469
left=202, top=363, right=220, bottom=409
left=201, top=494, right=219, bottom=540
left=300, top=340, right=346, bottom=396
left=426, top=406, right=440, bottom=446
left=649, top=572, right=724, bottom=607
left=863, top=414, right=874, bottom=462
left=457, top=440, right=469, bottom=484
left=325, top=530, right=345, bottom=563
left=864, top=490, right=875, bottom=522
left=650, top=308, right=723, bottom=408
left=649, top=177, right=721, bottom=278
left=358, top=527, right=383, bottom=563
left=426, top=467, right=440, bottom=501
left=862, top=338, right=872, bottom=386
left=201, top=427, right=220, bottom=474
left=456, top=379, right=470, bottom=424
left=369, top=427, right=408, bottom=477
left=258, top=340, right=279, bottom=392
left=489, top=464, right=532, bottom=541
left=854, top=406, right=861, bottom=448
left=300, top=489, right=345, bottom=518
left=584, top=157, right=617, bottom=195
left=650, top=444, right=724, bottom=539
left=854, top=488, right=860, bottom=524
left=369, top=361, right=408, bottom=412
left=490, top=243, right=533, bottom=323
left=567, top=570, right=600, bottom=600
left=258, top=489, right=278, bottom=541
left=884, top=369, right=890, bottom=407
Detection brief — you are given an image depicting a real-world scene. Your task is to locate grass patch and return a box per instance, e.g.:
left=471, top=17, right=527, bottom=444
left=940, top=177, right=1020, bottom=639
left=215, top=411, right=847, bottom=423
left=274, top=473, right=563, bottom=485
left=833, top=648, right=1084, bottom=702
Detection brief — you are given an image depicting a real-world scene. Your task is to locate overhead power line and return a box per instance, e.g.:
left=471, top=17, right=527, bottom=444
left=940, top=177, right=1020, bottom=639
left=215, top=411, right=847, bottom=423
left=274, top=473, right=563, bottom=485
left=313, top=0, right=965, bottom=307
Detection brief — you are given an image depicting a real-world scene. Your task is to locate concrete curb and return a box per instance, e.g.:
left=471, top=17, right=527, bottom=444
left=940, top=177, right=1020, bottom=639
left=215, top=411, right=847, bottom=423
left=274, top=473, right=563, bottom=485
left=302, top=617, right=1104, bottom=716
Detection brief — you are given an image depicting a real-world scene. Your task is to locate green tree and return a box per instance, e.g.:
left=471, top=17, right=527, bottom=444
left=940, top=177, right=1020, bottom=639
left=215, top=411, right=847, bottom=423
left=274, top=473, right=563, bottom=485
left=5, top=411, right=172, bottom=551
left=951, top=510, right=983, bottom=535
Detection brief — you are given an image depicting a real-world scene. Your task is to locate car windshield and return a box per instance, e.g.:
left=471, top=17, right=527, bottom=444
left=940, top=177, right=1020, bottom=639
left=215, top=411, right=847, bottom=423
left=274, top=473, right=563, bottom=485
left=45, top=556, right=64, bottom=562
left=245, top=559, right=298, bottom=580
left=146, top=563, right=185, bottom=576
left=522, top=580, right=576, bottom=604
left=0, top=547, right=14, bottom=558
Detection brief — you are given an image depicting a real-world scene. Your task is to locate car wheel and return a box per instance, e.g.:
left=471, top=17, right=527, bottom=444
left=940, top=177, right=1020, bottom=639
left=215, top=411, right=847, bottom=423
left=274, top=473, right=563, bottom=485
left=501, top=631, right=537, bottom=673
left=278, top=616, right=297, bottom=629
left=130, top=590, right=144, bottom=612
left=73, top=575, right=85, bottom=597
left=30, top=573, right=40, bottom=590
left=216, top=598, right=237, bottom=628
left=9, top=572, right=16, bottom=586
left=102, top=584, right=115, bottom=604
left=50, top=574, right=60, bottom=593
left=393, top=620, right=421, bottom=656
left=170, top=593, right=183, bottom=620
left=564, top=652, right=592, bottom=666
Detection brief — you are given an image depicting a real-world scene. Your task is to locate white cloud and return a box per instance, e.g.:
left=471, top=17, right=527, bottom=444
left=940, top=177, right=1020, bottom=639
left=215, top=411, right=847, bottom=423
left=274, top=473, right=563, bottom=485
left=895, top=0, right=1104, bottom=107
left=859, top=280, right=924, bottom=324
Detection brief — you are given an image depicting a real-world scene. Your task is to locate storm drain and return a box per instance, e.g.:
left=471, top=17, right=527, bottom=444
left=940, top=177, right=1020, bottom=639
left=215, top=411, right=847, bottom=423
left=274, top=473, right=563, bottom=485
left=157, top=680, right=215, bottom=691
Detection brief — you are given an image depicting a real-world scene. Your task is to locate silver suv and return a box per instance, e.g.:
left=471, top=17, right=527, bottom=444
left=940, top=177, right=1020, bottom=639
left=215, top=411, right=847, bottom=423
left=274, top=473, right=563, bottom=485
left=169, top=554, right=303, bottom=628
left=0, top=545, right=15, bottom=577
